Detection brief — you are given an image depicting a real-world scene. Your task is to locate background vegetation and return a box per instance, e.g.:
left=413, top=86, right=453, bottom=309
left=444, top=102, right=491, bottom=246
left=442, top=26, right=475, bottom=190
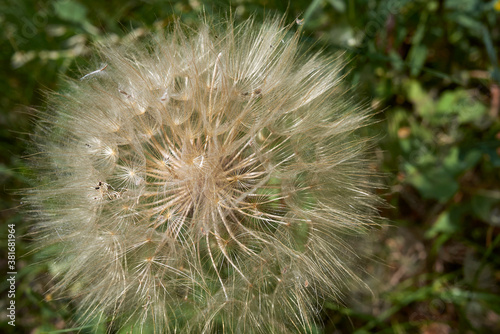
left=1, top=0, right=499, bottom=333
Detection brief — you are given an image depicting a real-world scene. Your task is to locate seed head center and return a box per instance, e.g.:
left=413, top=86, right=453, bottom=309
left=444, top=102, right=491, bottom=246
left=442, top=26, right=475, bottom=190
left=178, top=152, right=228, bottom=204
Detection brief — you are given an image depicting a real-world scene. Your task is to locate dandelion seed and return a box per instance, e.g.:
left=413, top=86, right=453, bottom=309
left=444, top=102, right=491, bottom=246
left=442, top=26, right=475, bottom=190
left=80, top=63, right=108, bottom=80
left=25, top=16, right=381, bottom=333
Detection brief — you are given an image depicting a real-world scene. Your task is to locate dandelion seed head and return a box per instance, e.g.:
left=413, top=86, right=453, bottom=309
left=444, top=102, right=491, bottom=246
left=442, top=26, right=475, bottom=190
left=26, top=16, right=381, bottom=333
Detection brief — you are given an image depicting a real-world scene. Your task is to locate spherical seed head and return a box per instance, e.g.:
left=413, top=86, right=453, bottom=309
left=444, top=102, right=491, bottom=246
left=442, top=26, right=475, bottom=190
left=27, top=17, right=380, bottom=333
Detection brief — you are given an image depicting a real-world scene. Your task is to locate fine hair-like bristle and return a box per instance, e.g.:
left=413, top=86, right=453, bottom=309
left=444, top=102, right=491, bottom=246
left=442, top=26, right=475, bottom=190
left=25, top=16, right=381, bottom=333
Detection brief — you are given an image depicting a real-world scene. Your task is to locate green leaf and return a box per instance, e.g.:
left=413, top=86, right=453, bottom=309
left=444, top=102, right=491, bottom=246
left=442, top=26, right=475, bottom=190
left=481, top=25, right=500, bottom=84
left=408, top=44, right=428, bottom=77
left=407, top=9, right=428, bottom=77
left=436, top=89, right=488, bottom=124
left=327, top=0, right=346, bottom=13
left=303, top=0, right=323, bottom=27
left=406, top=79, right=435, bottom=120
left=450, top=13, right=483, bottom=33
left=444, top=147, right=481, bottom=177
left=459, top=149, right=482, bottom=171
left=54, top=0, right=88, bottom=24
left=426, top=209, right=460, bottom=238
left=471, top=195, right=499, bottom=223
left=405, top=146, right=481, bottom=201
left=405, top=163, right=459, bottom=201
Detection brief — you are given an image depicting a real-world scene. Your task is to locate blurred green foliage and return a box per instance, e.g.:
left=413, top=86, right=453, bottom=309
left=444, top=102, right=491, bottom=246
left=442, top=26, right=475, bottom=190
left=1, top=0, right=499, bottom=333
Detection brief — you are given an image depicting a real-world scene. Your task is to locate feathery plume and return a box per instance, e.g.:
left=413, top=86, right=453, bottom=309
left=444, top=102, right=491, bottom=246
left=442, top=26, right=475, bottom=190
left=26, top=16, right=380, bottom=333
